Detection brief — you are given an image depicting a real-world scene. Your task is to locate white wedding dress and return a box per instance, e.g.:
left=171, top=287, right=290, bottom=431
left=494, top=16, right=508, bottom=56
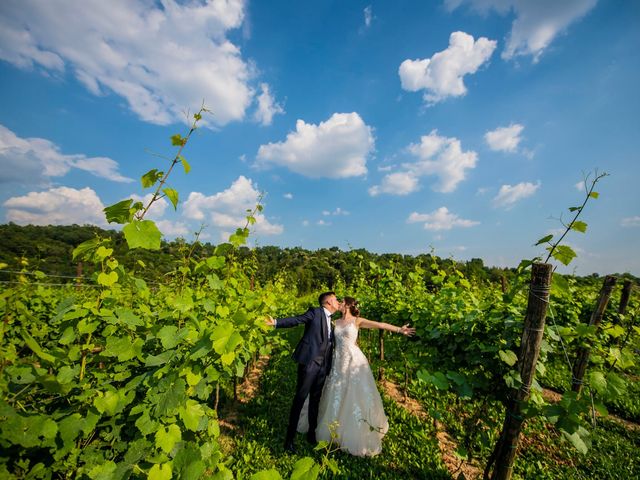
left=297, top=320, right=389, bottom=456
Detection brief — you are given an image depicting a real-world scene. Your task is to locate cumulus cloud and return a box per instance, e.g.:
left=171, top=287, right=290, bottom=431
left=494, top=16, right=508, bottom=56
left=621, top=216, right=640, bottom=227
left=369, top=172, right=419, bottom=196
left=399, top=31, right=496, bottom=104
left=485, top=124, right=525, bottom=153
left=575, top=180, right=586, bottom=192
left=3, top=186, right=106, bottom=225
left=407, top=207, right=479, bottom=231
left=445, top=0, right=597, bottom=61
left=370, top=130, right=477, bottom=195
left=254, top=83, right=284, bottom=126
left=493, top=181, right=540, bottom=208
left=283, top=193, right=293, bottom=199
left=183, top=176, right=283, bottom=236
left=0, top=0, right=280, bottom=126
left=155, top=219, right=190, bottom=237
left=256, top=112, right=374, bottom=178
left=0, top=124, right=132, bottom=185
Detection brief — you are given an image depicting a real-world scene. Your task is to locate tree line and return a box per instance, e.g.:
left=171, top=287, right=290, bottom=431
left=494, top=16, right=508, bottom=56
left=0, top=223, right=636, bottom=293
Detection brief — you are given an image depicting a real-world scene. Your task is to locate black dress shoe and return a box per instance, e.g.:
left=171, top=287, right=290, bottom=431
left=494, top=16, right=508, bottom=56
left=306, top=433, right=317, bottom=446
left=284, top=441, right=297, bottom=454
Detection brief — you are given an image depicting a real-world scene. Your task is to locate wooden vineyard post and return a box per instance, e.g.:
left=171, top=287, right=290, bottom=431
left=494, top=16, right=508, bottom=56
left=571, top=275, right=617, bottom=393
left=501, top=275, right=508, bottom=294
left=487, top=262, right=553, bottom=480
left=618, top=280, right=632, bottom=316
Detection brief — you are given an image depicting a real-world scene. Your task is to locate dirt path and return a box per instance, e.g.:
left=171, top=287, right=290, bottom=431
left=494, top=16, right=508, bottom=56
left=218, top=355, right=270, bottom=433
left=381, top=379, right=484, bottom=480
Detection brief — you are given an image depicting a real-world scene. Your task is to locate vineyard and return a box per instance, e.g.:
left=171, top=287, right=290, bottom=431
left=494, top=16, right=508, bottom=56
left=1, top=116, right=639, bottom=479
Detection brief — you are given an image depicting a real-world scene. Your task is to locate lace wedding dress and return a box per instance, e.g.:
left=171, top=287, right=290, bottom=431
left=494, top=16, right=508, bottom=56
left=298, top=320, right=389, bottom=456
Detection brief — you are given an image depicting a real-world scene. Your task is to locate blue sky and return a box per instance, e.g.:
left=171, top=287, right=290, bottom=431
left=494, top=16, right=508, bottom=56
left=0, top=0, right=638, bottom=275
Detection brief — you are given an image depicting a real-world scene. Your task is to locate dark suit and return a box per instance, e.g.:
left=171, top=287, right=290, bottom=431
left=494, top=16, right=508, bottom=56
left=276, top=306, right=333, bottom=445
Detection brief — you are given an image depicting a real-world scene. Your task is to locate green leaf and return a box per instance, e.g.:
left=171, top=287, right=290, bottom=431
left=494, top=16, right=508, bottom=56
left=94, top=390, right=120, bottom=416
left=568, top=206, right=581, bottom=212
left=141, top=169, right=163, bottom=188
left=179, top=400, right=205, bottom=432
left=173, top=444, right=205, bottom=480
left=416, top=370, right=449, bottom=390
left=561, top=426, right=590, bottom=454
left=535, top=234, right=553, bottom=246
left=551, top=273, right=570, bottom=297
left=290, top=457, right=320, bottom=480
left=499, top=350, right=518, bottom=366
left=123, top=220, right=162, bottom=250
left=211, top=324, right=243, bottom=355
left=179, top=155, right=191, bottom=174
left=571, top=221, right=588, bottom=233
left=155, top=424, right=181, bottom=453
left=104, top=336, right=136, bottom=361
left=21, top=328, right=56, bottom=363
left=104, top=199, right=133, bottom=224
left=588, top=371, right=607, bottom=395
left=589, top=191, right=599, bottom=199
left=171, top=134, right=185, bottom=146
left=88, top=461, right=117, bottom=480
left=73, top=238, right=102, bottom=261
left=548, top=245, right=577, bottom=266
left=97, top=271, right=119, bottom=287
left=148, top=463, right=172, bottom=480
left=163, top=188, right=179, bottom=210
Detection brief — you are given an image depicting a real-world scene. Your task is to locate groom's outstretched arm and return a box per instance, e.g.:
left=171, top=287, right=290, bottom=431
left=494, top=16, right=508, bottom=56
left=269, top=307, right=316, bottom=329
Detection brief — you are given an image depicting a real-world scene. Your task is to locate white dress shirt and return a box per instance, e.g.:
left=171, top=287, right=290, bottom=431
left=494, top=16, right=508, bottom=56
left=323, top=307, right=332, bottom=340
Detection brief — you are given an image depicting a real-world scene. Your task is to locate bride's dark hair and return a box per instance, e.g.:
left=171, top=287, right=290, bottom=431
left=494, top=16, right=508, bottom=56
left=343, top=296, right=360, bottom=317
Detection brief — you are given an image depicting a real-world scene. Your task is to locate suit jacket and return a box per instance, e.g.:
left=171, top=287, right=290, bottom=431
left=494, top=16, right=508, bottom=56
left=276, top=307, right=333, bottom=365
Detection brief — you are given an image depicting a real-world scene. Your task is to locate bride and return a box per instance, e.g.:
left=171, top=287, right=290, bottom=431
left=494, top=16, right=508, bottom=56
left=298, top=296, right=415, bottom=456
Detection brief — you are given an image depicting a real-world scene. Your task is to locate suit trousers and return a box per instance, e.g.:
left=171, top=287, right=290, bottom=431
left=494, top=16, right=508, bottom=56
left=285, top=341, right=333, bottom=444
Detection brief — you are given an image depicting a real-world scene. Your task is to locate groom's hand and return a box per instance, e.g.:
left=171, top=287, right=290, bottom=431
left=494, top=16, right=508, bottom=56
left=265, top=315, right=276, bottom=327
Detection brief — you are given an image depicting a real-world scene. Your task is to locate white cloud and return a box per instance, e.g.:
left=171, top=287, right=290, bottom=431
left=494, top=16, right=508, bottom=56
left=364, top=6, right=373, bottom=28
left=409, top=130, right=477, bottom=192
left=621, top=216, right=640, bottom=227
left=0, top=0, right=280, bottom=126
left=575, top=180, right=586, bottom=191
left=369, top=172, right=419, bottom=196
left=493, top=181, right=540, bottom=208
left=3, top=186, right=106, bottom=225
left=370, top=130, right=477, bottom=195
left=485, top=124, right=525, bottom=153
left=445, top=0, right=598, bottom=61
left=322, top=207, right=350, bottom=216
left=256, top=112, right=374, bottom=178
left=398, top=31, right=496, bottom=104
left=0, top=124, right=132, bottom=185
left=183, top=176, right=283, bottom=236
left=302, top=220, right=310, bottom=227
left=254, top=83, right=284, bottom=126
left=156, top=219, right=190, bottom=237
left=407, top=207, right=479, bottom=231
left=283, top=193, right=293, bottom=199
left=317, top=219, right=331, bottom=226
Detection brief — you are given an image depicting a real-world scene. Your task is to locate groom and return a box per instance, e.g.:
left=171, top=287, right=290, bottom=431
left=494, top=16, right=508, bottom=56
left=266, top=291, right=342, bottom=453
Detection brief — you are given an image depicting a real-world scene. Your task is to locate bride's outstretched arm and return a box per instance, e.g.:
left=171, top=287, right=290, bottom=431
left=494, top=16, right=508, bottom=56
left=356, top=317, right=416, bottom=336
